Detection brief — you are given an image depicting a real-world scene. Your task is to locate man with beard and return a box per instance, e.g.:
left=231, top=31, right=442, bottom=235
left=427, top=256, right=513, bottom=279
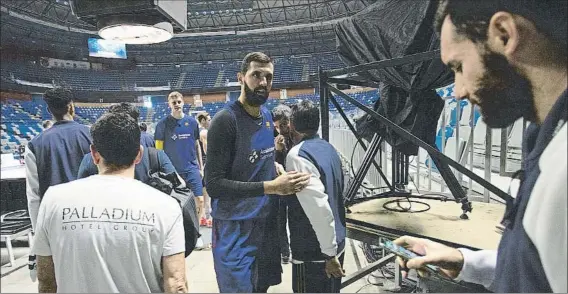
left=272, top=104, right=293, bottom=264
left=205, top=52, right=311, bottom=293
left=395, top=1, right=567, bottom=293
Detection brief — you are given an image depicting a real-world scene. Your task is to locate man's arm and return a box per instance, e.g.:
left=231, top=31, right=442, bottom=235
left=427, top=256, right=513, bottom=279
left=33, top=192, right=56, bottom=293
left=162, top=210, right=187, bottom=293
left=148, top=133, right=156, bottom=148
left=163, top=253, right=187, bottom=293
left=155, top=121, right=165, bottom=150
left=195, top=140, right=203, bottom=172
left=393, top=235, right=496, bottom=291
left=193, top=122, right=203, bottom=171
left=158, top=150, right=177, bottom=174
left=286, top=147, right=337, bottom=257
left=274, top=135, right=287, bottom=166
left=455, top=249, right=497, bottom=291
left=204, top=110, right=265, bottom=198
left=37, top=256, right=57, bottom=293
left=77, top=153, right=98, bottom=179
left=200, top=129, right=208, bottom=154
left=156, top=150, right=186, bottom=188
left=24, top=146, right=41, bottom=231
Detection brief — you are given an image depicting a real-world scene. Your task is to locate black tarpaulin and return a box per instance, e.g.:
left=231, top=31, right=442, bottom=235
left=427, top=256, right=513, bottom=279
left=334, top=0, right=453, bottom=155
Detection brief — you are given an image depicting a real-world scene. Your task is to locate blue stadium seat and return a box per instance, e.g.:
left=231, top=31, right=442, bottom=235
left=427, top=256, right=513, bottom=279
left=1, top=54, right=346, bottom=91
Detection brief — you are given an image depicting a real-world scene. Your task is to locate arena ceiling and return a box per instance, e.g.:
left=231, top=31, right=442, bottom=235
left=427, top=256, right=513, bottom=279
left=1, top=0, right=376, bottom=62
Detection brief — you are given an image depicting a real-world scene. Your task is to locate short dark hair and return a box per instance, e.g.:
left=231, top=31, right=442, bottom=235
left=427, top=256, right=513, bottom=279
left=240, top=52, right=273, bottom=74
left=108, top=102, right=140, bottom=122
left=43, top=88, right=74, bottom=120
left=290, top=100, right=319, bottom=136
left=139, top=122, right=147, bottom=132
left=196, top=112, right=209, bottom=123
left=435, top=0, right=567, bottom=50
left=272, top=104, right=291, bottom=123
left=91, top=113, right=141, bottom=171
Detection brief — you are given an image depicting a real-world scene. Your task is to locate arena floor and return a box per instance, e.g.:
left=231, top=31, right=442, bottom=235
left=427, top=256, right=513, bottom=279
left=1, top=227, right=382, bottom=293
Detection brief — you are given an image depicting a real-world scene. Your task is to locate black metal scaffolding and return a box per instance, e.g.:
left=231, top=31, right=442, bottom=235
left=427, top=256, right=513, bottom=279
left=318, top=50, right=514, bottom=220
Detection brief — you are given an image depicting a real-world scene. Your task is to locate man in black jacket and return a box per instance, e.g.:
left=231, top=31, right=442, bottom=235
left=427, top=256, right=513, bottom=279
left=26, top=88, right=92, bottom=281
left=26, top=88, right=92, bottom=232
left=272, top=104, right=293, bottom=264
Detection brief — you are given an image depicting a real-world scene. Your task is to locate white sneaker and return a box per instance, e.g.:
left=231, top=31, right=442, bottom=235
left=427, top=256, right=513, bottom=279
left=195, top=237, right=204, bottom=249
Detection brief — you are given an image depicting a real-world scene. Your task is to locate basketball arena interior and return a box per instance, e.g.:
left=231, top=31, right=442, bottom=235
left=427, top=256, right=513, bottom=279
left=0, top=0, right=565, bottom=293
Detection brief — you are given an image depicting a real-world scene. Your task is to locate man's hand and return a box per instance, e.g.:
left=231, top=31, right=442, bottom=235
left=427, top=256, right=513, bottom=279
left=393, top=236, right=464, bottom=279
left=275, top=162, right=286, bottom=176
left=325, top=256, right=346, bottom=278
left=265, top=171, right=310, bottom=195
left=274, top=135, right=286, bottom=152
left=29, top=254, right=37, bottom=282
left=199, top=168, right=204, bottom=178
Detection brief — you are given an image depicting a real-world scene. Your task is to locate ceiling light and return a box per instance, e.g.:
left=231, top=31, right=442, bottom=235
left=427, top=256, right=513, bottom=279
left=98, top=22, right=173, bottom=45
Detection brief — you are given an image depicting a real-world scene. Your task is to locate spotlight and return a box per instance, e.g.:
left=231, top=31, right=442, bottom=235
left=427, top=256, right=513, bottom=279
left=98, top=21, right=173, bottom=45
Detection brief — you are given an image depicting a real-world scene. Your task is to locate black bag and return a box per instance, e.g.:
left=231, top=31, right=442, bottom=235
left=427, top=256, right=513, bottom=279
left=146, top=148, right=201, bottom=257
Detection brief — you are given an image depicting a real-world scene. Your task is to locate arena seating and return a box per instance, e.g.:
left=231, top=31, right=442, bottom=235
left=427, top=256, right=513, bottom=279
left=0, top=84, right=525, bottom=176
left=0, top=53, right=344, bottom=92
left=125, top=66, right=181, bottom=89
left=1, top=61, right=56, bottom=85
left=1, top=101, right=43, bottom=154
left=0, top=89, right=379, bottom=154
left=56, top=69, right=123, bottom=91
left=181, top=64, right=219, bottom=89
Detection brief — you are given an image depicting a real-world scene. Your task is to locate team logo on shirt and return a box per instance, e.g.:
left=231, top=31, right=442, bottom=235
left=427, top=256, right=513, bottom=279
left=248, top=147, right=275, bottom=163
left=266, top=122, right=271, bottom=129
left=249, top=150, right=260, bottom=163
left=171, top=133, right=191, bottom=141
left=185, top=122, right=189, bottom=126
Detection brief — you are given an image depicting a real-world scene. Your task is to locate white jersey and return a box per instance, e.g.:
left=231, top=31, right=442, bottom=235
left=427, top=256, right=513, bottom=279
left=32, top=175, right=185, bottom=293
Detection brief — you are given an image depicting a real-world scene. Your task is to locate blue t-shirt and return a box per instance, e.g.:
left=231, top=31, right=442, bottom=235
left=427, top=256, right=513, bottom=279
left=204, top=101, right=277, bottom=220
left=155, top=115, right=200, bottom=174
left=77, top=147, right=176, bottom=183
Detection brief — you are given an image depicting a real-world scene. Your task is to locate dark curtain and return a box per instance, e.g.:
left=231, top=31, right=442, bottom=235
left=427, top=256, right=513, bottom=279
left=334, top=0, right=454, bottom=155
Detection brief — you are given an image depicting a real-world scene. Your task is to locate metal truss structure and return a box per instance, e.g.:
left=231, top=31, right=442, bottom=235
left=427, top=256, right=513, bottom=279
left=319, top=52, right=514, bottom=291
left=0, top=0, right=375, bottom=62
left=317, top=52, right=515, bottom=221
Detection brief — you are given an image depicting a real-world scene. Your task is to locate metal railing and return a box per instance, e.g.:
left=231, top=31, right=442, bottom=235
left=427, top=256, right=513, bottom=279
left=329, top=102, right=524, bottom=203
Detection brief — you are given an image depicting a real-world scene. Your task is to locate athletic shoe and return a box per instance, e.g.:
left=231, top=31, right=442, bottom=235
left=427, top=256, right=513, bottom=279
left=194, top=238, right=212, bottom=251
